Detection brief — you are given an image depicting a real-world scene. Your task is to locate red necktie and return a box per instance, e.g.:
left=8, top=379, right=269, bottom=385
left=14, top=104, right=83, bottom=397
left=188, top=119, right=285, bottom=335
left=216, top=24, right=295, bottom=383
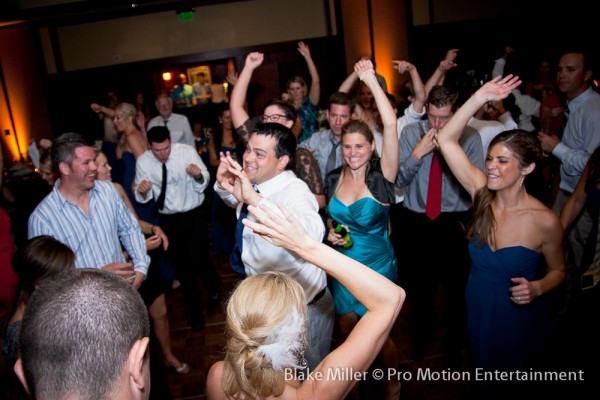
left=426, top=151, right=442, bottom=220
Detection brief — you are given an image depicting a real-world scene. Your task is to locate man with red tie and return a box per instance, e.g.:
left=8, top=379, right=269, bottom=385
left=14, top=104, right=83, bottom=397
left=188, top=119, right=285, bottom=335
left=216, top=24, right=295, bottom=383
left=395, top=84, right=484, bottom=366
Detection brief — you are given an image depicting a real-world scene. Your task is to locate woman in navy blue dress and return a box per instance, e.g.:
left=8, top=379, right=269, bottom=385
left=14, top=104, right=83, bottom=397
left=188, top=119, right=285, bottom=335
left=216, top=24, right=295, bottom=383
left=436, top=76, right=565, bottom=398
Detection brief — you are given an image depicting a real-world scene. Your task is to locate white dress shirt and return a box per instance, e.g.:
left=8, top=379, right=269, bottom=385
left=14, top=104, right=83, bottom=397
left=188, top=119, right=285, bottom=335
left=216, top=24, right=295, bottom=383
left=214, top=170, right=327, bottom=302
left=134, top=143, right=209, bottom=214
left=147, top=113, right=195, bottom=147
left=468, top=111, right=518, bottom=160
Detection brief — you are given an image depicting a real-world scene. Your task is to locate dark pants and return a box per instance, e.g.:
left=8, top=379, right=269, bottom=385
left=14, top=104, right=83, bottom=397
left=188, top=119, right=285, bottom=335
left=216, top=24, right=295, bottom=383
left=398, top=206, right=471, bottom=358
left=159, top=204, right=221, bottom=323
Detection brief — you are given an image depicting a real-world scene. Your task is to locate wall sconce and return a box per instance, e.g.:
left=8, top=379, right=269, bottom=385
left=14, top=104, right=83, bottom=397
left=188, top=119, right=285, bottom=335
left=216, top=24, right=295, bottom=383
left=162, top=72, right=172, bottom=81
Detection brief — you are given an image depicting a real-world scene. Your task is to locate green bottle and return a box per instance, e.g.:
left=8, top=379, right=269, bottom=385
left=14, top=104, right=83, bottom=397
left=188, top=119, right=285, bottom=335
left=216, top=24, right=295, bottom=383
left=332, top=220, right=354, bottom=249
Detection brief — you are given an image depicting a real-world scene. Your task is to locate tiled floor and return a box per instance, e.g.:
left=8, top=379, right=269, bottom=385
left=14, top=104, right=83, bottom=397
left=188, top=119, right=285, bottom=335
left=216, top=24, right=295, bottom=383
left=162, top=251, right=473, bottom=400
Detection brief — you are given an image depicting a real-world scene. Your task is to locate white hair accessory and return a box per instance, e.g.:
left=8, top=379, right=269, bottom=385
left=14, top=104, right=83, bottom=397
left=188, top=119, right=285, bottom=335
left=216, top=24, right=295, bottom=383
left=255, top=309, right=306, bottom=371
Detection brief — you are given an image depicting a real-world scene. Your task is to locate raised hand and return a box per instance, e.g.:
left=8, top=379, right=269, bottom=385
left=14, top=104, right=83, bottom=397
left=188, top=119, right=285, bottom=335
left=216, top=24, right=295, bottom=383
left=245, top=52, right=264, bottom=70
left=354, top=59, right=375, bottom=81
left=474, top=75, right=522, bottom=103
left=216, top=151, right=240, bottom=193
left=297, top=41, right=311, bottom=59
left=226, top=70, right=238, bottom=86
left=438, top=49, right=459, bottom=72
left=226, top=163, right=261, bottom=206
left=445, top=48, right=459, bottom=62
left=392, top=60, right=414, bottom=74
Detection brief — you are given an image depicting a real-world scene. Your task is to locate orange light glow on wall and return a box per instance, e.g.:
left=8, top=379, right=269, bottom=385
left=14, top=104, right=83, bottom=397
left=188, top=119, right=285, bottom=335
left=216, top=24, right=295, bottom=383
left=162, top=72, right=172, bottom=81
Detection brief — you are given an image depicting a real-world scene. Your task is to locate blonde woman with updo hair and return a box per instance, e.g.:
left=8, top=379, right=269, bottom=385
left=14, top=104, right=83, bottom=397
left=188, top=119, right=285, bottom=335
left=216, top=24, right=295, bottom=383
left=111, top=102, right=153, bottom=221
left=113, top=101, right=149, bottom=160
left=207, top=203, right=405, bottom=400
left=222, top=272, right=307, bottom=399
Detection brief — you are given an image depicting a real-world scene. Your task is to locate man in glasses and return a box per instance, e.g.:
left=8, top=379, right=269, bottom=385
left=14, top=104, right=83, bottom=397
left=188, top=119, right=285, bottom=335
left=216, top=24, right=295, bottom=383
left=229, top=52, right=326, bottom=210
left=395, top=84, right=483, bottom=367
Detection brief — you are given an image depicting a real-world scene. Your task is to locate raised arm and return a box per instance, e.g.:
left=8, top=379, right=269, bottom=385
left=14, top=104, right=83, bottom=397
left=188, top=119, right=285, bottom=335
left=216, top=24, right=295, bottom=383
left=230, top=52, right=264, bottom=129
left=338, top=69, right=358, bottom=94
left=297, top=41, right=320, bottom=106
left=243, top=204, right=405, bottom=399
left=355, top=60, right=398, bottom=181
left=424, top=49, right=459, bottom=97
left=392, top=59, right=426, bottom=115
left=437, top=75, right=521, bottom=198
left=90, top=103, right=115, bottom=118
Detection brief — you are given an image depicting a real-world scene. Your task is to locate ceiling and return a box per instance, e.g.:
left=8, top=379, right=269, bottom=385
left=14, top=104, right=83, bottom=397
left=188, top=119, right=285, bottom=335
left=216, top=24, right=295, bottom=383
left=0, top=0, right=251, bottom=28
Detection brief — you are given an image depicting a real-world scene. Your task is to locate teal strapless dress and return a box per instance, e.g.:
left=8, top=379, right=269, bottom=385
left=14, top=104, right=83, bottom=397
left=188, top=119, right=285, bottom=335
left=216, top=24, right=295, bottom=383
left=467, top=241, right=556, bottom=372
left=329, top=196, right=398, bottom=316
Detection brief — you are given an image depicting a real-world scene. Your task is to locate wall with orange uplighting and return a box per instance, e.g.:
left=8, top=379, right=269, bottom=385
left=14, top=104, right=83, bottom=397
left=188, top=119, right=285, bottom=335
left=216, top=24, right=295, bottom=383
left=339, top=0, right=408, bottom=100
left=0, top=27, right=52, bottom=167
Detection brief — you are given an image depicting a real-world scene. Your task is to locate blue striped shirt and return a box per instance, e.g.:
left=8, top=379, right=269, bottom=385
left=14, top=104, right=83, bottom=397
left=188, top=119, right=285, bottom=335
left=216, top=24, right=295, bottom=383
left=28, top=180, right=149, bottom=275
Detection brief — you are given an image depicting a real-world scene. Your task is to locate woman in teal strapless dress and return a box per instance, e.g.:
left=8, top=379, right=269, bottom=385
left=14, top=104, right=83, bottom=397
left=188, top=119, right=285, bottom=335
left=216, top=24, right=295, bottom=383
left=324, top=59, right=401, bottom=398
left=437, top=76, right=566, bottom=398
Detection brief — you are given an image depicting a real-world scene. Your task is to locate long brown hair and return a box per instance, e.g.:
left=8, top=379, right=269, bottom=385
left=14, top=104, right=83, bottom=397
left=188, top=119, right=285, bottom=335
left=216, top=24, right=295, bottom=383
left=468, top=130, right=543, bottom=246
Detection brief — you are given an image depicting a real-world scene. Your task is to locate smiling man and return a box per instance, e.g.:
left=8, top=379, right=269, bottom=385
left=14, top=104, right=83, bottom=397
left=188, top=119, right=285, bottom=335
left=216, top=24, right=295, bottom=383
left=28, top=132, right=149, bottom=288
left=214, top=122, right=332, bottom=371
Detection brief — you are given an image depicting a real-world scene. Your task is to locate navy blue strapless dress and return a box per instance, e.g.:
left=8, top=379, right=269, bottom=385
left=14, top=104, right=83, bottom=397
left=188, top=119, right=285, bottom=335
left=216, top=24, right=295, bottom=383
left=329, top=196, right=397, bottom=316
left=467, top=241, right=556, bottom=372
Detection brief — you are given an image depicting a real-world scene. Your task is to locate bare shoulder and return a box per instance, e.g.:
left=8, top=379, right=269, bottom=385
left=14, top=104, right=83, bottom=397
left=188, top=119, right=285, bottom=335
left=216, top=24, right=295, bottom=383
left=206, top=361, right=226, bottom=399
left=207, top=360, right=224, bottom=381
left=526, top=196, right=562, bottom=234
left=112, top=182, right=127, bottom=198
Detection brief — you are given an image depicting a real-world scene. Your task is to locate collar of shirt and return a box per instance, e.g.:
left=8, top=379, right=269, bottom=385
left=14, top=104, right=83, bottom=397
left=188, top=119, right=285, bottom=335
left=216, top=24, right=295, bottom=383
left=567, top=86, right=594, bottom=112
left=52, top=178, right=101, bottom=210
left=254, top=170, right=296, bottom=199
left=326, top=129, right=339, bottom=145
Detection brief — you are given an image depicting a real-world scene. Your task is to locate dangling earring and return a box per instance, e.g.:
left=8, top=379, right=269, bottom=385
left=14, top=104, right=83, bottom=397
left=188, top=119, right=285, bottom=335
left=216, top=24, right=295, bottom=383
left=299, top=349, right=307, bottom=369
left=519, top=176, right=525, bottom=191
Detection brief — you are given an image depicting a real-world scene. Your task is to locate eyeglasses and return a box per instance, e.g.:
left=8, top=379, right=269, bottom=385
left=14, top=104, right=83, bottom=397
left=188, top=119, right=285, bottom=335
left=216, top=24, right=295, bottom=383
left=427, top=113, right=452, bottom=123
left=261, top=114, right=287, bottom=122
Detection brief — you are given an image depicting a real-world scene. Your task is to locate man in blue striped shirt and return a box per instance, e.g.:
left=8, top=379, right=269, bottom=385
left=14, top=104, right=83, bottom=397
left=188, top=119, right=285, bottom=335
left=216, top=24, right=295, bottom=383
left=28, top=132, right=149, bottom=289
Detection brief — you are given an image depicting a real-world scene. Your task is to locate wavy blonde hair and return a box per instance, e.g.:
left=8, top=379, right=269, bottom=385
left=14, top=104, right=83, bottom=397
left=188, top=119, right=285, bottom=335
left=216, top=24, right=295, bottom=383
left=222, top=272, right=308, bottom=399
left=114, top=102, right=140, bottom=129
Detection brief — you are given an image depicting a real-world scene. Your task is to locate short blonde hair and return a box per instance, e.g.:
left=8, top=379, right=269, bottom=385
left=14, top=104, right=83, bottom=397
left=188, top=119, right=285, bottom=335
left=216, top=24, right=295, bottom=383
left=222, top=272, right=308, bottom=399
